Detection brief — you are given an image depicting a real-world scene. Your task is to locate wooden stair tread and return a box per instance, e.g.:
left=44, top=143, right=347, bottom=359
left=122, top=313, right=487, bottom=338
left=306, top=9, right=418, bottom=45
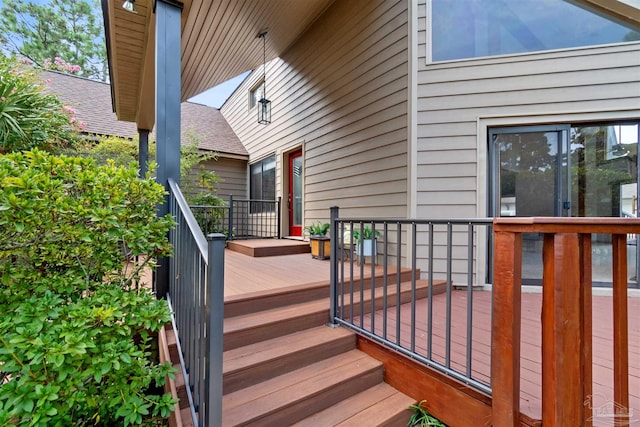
left=224, top=278, right=442, bottom=333
left=291, top=382, right=413, bottom=426
left=224, top=299, right=328, bottom=333
left=224, top=325, right=354, bottom=371
left=223, top=326, right=356, bottom=393
left=222, top=350, right=383, bottom=426
left=333, top=391, right=415, bottom=426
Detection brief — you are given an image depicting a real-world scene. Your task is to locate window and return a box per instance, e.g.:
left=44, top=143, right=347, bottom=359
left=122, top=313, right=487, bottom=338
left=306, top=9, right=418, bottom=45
left=249, top=80, right=265, bottom=110
left=430, top=0, right=640, bottom=62
left=250, top=154, right=275, bottom=212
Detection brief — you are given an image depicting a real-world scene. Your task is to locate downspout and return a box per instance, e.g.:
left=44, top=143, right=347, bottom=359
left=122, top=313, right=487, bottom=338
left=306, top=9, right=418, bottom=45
left=407, top=0, right=419, bottom=263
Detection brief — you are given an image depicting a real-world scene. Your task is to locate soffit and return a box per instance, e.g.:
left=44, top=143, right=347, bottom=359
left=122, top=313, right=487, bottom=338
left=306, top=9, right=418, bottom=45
left=104, top=0, right=639, bottom=129
left=104, top=0, right=334, bottom=129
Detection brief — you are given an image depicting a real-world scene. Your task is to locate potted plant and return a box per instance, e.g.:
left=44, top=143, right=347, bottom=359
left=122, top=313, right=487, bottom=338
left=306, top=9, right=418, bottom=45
left=304, top=222, right=330, bottom=259
left=353, top=225, right=381, bottom=262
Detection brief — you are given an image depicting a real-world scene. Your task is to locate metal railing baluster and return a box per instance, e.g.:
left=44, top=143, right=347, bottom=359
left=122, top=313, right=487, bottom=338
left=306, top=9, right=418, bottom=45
left=167, top=179, right=225, bottom=426
left=330, top=215, right=493, bottom=396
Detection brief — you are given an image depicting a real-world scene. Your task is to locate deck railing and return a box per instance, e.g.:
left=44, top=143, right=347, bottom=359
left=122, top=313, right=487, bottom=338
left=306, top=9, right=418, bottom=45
left=330, top=210, right=640, bottom=425
left=329, top=206, right=494, bottom=395
left=191, top=195, right=281, bottom=240
left=492, top=217, right=640, bottom=427
left=168, top=178, right=224, bottom=427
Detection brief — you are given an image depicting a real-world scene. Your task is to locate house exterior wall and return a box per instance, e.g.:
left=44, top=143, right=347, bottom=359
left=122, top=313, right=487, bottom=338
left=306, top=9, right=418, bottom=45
left=415, top=1, right=640, bottom=220
left=182, top=157, right=248, bottom=202
left=414, top=0, right=640, bottom=284
left=221, top=0, right=409, bottom=227
left=223, top=0, right=640, bottom=283
left=206, top=157, right=248, bottom=200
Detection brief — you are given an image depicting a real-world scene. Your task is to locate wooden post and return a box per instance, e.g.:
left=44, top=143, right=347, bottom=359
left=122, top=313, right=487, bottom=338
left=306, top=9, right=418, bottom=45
left=612, top=234, right=630, bottom=425
left=541, top=233, right=590, bottom=426
left=491, top=230, right=522, bottom=427
left=580, top=234, right=593, bottom=427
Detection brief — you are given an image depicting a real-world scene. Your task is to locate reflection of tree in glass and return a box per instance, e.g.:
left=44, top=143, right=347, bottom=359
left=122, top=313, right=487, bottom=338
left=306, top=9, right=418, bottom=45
left=498, top=132, right=554, bottom=172
left=570, top=126, right=636, bottom=217
left=624, top=31, right=640, bottom=42
left=497, top=133, right=556, bottom=214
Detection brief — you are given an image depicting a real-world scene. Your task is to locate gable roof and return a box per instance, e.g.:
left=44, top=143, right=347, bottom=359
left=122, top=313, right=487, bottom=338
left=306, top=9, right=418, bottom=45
left=42, top=70, right=248, bottom=158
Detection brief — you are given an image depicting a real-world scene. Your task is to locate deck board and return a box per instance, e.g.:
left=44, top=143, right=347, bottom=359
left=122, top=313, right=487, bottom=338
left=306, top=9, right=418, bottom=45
left=222, top=247, right=640, bottom=423
left=357, top=290, right=640, bottom=423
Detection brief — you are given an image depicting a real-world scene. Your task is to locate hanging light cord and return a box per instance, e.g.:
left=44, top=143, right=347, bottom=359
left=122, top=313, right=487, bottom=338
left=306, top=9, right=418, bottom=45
left=261, top=31, right=267, bottom=100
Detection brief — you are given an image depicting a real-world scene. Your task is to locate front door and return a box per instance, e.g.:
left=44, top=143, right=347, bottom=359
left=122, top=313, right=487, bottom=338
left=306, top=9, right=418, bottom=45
left=288, top=150, right=303, bottom=237
left=490, top=123, right=640, bottom=287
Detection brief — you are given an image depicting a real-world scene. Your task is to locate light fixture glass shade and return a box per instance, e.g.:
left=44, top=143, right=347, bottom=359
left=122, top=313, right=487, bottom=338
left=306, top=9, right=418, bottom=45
left=122, top=0, right=137, bottom=13
left=258, top=98, right=271, bottom=125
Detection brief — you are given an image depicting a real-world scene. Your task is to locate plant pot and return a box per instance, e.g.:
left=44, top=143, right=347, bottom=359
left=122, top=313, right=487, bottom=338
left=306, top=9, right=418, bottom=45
left=356, top=239, right=377, bottom=257
left=310, top=236, right=330, bottom=259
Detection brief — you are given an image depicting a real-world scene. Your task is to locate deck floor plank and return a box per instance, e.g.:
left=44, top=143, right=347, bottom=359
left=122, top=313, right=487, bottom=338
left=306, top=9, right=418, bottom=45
left=222, top=245, right=640, bottom=423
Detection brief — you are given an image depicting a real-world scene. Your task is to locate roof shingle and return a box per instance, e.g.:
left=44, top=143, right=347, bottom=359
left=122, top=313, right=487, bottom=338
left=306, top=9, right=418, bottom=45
left=42, top=70, right=248, bottom=158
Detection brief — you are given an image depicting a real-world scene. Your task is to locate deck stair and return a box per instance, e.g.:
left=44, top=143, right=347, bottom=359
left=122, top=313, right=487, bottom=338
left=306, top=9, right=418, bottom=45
left=218, top=271, right=443, bottom=426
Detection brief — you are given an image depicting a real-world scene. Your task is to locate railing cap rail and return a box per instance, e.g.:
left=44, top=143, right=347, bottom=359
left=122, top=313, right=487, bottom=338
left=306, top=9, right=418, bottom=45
left=493, top=216, right=640, bottom=233
left=168, top=178, right=208, bottom=257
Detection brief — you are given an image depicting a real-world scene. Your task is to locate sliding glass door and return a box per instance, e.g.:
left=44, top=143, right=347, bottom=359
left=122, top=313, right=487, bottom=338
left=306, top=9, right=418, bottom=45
left=490, top=122, right=639, bottom=287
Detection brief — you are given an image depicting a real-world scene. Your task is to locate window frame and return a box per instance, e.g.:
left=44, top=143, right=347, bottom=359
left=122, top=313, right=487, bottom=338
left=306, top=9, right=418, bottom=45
left=249, top=79, right=265, bottom=110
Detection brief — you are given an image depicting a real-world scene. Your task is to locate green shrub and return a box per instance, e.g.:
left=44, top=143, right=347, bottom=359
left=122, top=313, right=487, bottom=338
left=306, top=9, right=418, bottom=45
left=0, top=150, right=176, bottom=426
left=59, top=134, right=157, bottom=169
left=0, top=55, right=80, bottom=153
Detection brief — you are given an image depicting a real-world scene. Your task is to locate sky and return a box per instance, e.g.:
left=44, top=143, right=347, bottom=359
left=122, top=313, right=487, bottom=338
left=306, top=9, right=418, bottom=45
left=187, top=72, right=250, bottom=109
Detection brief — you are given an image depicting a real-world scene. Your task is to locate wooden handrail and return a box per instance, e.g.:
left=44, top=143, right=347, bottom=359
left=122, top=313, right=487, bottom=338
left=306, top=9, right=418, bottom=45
left=491, top=217, right=640, bottom=427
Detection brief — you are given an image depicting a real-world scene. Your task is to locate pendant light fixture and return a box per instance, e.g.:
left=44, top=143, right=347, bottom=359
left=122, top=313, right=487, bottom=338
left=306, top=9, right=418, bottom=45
left=257, top=29, right=271, bottom=125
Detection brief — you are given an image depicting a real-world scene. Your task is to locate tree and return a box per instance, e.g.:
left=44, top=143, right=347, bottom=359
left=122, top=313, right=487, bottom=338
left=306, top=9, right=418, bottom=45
left=0, top=0, right=107, bottom=81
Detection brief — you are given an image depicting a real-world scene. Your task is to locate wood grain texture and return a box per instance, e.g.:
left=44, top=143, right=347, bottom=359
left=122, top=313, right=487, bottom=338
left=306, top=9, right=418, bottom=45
left=358, top=337, right=492, bottom=427
left=613, top=234, right=630, bottom=422
left=491, top=230, right=522, bottom=427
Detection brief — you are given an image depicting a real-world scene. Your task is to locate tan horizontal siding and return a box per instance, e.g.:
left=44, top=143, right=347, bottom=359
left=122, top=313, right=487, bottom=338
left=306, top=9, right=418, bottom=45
left=222, top=0, right=409, bottom=228
left=416, top=0, right=640, bottom=220
left=209, top=158, right=248, bottom=199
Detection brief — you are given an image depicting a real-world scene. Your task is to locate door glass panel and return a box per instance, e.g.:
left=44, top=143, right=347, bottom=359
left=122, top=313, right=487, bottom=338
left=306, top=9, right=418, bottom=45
left=497, top=131, right=559, bottom=217
left=293, top=156, right=302, bottom=227
left=495, top=130, right=562, bottom=282
left=570, top=124, right=639, bottom=285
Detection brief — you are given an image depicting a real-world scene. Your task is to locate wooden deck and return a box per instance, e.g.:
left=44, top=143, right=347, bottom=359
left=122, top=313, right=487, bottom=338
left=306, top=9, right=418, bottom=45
left=227, top=239, right=310, bottom=257
left=356, top=290, right=640, bottom=424
left=224, top=248, right=330, bottom=297
left=222, top=243, right=640, bottom=424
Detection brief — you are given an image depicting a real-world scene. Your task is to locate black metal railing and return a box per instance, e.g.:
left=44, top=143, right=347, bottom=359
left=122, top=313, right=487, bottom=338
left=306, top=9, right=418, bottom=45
left=191, top=195, right=281, bottom=240
left=168, top=179, right=224, bottom=427
left=329, top=206, right=493, bottom=395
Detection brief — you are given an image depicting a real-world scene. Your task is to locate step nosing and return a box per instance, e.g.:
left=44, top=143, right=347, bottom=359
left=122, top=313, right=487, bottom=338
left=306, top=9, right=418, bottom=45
left=224, top=327, right=354, bottom=357
left=223, top=351, right=381, bottom=401
left=223, top=336, right=356, bottom=375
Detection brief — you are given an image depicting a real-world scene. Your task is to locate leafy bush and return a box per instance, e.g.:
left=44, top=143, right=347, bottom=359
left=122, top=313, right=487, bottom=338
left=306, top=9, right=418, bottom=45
left=59, top=134, right=157, bottom=169
left=0, top=150, right=176, bottom=426
left=0, top=55, right=80, bottom=153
